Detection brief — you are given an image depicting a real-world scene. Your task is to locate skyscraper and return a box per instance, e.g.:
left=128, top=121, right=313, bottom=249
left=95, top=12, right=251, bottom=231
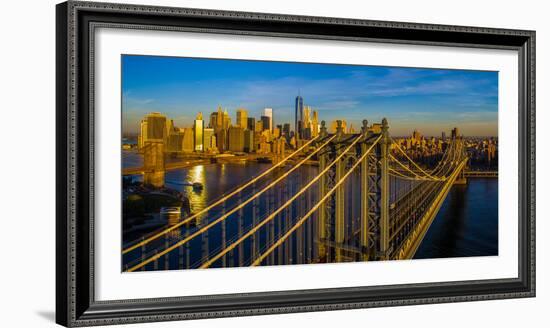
left=312, top=110, right=319, bottom=137
left=295, top=96, right=303, bottom=138
left=228, top=126, right=245, bottom=152
left=263, top=107, right=273, bottom=131
left=451, top=127, right=459, bottom=139
left=283, top=123, right=291, bottom=137
left=167, top=129, right=184, bottom=152
left=216, top=106, right=224, bottom=130
left=203, top=128, right=215, bottom=152
left=181, top=128, right=194, bottom=152
left=247, top=117, right=256, bottom=131
left=244, top=129, right=254, bottom=153
left=260, top=116, right=271, bottom=132
left=209, top=112, right=219, bottom=130
left=303, top=106, right=311, bottom=128
left=194, top=112, right=204, bottom=152
left=222, top=109, right=231, bottom=130
left=236, top=108, right=248, bottom=129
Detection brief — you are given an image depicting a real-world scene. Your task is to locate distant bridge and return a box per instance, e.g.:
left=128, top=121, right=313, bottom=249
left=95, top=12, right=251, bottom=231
left=122, top=119, right=469, bottom=271
left=123, top=159, right=211, bottom=176
left=464, top=171, right=498, bottom=178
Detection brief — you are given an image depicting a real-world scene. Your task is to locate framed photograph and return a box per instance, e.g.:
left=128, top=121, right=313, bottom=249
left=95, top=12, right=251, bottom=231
left=56, top=1, right=535, bottom=326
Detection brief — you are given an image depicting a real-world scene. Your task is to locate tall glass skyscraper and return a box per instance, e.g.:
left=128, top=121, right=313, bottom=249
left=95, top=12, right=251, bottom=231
left=295, top=95, right=303, bottom=139
left=194, top=112, right=204, bottom=152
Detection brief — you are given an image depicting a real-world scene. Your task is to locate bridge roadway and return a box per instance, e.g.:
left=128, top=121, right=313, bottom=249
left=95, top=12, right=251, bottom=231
left=394, top=158, right=468, bottom=259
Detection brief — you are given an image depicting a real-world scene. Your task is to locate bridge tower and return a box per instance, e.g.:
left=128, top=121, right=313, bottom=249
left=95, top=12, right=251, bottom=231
left=316, top=120, right=330, bottom=261
left=452, top=132, right=468, bottom=185
left=378, top=118, right=391, bottom=259
left=143, top=140, right=165, bottom=187
left=317, top=118, right=392, bottom=262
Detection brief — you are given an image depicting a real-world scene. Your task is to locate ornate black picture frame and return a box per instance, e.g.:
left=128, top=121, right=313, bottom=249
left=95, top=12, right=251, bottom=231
left=56, top=1, right=535, bottom=326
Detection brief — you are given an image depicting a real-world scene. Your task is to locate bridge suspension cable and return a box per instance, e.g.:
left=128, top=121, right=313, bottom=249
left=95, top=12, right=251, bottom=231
left=388, top=167, right=429, bottom=181
left=388, top=154, right=443, bottom=181
left=126, top=135, right=337, bottom=272
left=198, top=133, right=379, bottom=269
left=250, top=135, right=382, bottom=266
left=390, top=138, right=442, bottom=180
left=434, top=140, right=461, bottom=177
left=122, top=135, right=320, bottom=255
left=428, top=141, right=451, bottom=174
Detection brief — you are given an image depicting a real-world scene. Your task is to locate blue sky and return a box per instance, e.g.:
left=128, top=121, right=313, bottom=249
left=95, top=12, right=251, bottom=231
left=122, top=55, right=498, bottom=137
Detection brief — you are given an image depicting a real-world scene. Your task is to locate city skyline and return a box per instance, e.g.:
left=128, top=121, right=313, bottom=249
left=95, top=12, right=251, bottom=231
left=122, top=55, right=498, bottom=137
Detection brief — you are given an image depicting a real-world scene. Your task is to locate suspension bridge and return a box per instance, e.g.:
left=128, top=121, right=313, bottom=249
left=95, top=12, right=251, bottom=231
left=122, top=118, right=468, bottom=272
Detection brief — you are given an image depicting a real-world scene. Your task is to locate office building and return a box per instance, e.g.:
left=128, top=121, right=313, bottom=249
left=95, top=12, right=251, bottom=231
left=194, top=112, right=204, bottom=152
left=167, top=129, right=184, bottom=152
left=236, top=108, right=248, bottom=129
left=247, top=117, right=256, bottom=131
left=244, top=129, right=254, bottom=153
left=216, top=129, right=227, bottom=152
left=283, top=123, right=291, bottom=137
left=255, top=120, right=263, bottom=133
left=295, top=95, right=303, bottom=138
left=209, top=112, right=219, bottom=130
left=260, top=115, right=271, bottom=132
left=181, top=128, right=194, bottom=152
left=263, top=107, right=273, bottom=131
left=222, top=109, right=231, bottom=130
left=228, top=126, right=245, bottom=152
left=203, top=128, right=216, bottom=152
left=312, top=110, right=319, bottom=137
